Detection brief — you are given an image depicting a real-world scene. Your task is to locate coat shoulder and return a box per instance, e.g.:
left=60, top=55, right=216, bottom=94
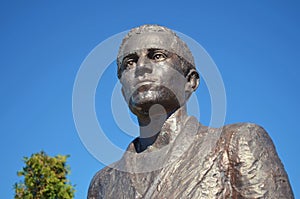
left=88, top=166, right=115, bottom=199
left=220, top=122, right=271, bottom=144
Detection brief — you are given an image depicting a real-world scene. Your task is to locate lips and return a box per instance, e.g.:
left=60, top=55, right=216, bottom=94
left=134, top=80, right=156, bottom=90
left=132, top=84, right=153, bottom=95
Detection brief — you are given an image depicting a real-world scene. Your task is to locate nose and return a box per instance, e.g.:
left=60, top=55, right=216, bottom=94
left=135, top=56, right=152, bottom=77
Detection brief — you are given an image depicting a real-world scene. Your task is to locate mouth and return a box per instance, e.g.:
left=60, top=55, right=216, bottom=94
left=135, top=83, right=153, bottom=93
left=134, top=80, right=156, bottom=89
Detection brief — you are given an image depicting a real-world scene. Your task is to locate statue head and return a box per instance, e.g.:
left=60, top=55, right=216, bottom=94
left=117, top=25, right=200, bottom=119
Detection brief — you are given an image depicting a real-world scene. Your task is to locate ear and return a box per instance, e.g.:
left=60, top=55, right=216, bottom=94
left=185, top=69, right=200, bottom=98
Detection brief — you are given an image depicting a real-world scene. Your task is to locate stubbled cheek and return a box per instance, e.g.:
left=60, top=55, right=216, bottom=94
left=121, top=84, right=135, bottom=103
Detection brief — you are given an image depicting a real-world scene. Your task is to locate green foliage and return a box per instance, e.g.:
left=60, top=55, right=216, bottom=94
left=14, top=151, right=75, bottom=199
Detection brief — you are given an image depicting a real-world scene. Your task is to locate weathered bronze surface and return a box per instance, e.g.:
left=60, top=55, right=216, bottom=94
left=88, top=25, right=294, bottom=198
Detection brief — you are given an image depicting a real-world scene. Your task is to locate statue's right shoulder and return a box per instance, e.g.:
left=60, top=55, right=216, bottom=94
left=87, top=166, right=115, bottom=199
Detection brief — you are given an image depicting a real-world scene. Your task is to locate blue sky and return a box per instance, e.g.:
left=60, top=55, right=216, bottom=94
left=1, top=1, right=299, bottom=198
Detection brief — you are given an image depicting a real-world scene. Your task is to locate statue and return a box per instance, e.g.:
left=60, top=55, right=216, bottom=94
left=88, top=25, right=294, bottom=198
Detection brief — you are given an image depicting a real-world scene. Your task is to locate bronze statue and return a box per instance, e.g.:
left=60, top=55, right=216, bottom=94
left=88, top=25, right=294, bottom=198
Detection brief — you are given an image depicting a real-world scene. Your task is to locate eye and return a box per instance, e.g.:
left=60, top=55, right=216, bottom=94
left=153, top=53, right=166, bottom=61
left=149, top=50, right=168, bottom=62
left=121, top=54, right=138, bottom=71
left=125, top=59, right=136, bottom=68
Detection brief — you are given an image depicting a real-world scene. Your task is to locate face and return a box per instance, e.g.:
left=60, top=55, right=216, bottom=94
left=119, top=48, right=189, bottom=117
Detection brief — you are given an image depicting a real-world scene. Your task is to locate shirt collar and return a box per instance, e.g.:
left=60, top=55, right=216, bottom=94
left=127, top=106, right=189, bottom=153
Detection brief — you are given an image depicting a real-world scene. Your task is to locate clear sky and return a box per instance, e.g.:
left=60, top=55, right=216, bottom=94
left=1, top=1, right=299, bottom=198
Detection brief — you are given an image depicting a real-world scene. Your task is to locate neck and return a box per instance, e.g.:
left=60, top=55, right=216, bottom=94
left=136, top=106, right=188, bottom=152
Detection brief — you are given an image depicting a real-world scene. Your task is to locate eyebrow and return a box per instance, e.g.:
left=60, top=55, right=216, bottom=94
left=148, top=48, right=170, bottom=53
left=122, top=53, right=138, bottom=62
left=122, top=48, right=172, bottom=63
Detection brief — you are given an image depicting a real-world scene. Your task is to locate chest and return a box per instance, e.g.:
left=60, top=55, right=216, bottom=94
left=127, top=141, right=232, bottom=199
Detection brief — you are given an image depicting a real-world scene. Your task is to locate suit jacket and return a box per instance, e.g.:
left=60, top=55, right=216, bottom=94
left=88, top=115, right=294, bottom=199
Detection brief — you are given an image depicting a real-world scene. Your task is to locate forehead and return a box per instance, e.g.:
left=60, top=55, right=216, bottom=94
left=119, top=32, right=185, bottom=61
left=120, top=32, right=176, bottom=56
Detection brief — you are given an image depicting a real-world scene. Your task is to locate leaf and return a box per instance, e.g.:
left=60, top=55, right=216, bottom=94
left=14, top=151, right=75, bottom=198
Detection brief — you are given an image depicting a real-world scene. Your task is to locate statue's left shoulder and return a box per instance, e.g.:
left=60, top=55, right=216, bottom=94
left=223, top=122, right=274, bottom=148
left=219, top=122, right=276, bottom=160
left=221, top=122, right=294, bottom=198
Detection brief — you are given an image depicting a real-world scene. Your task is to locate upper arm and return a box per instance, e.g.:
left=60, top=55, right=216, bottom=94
left=227, top=123, right=294, bottom=198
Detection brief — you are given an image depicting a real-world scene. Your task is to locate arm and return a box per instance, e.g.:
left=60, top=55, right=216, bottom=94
left=227, top=123, right=294, bottom=198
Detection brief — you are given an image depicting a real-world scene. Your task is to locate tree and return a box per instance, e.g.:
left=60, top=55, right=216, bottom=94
left=14, top=151, right=75, bottom=199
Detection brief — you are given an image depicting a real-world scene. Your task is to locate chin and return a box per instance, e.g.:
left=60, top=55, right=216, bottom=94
left=128, top=85, right=180, bottom=117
